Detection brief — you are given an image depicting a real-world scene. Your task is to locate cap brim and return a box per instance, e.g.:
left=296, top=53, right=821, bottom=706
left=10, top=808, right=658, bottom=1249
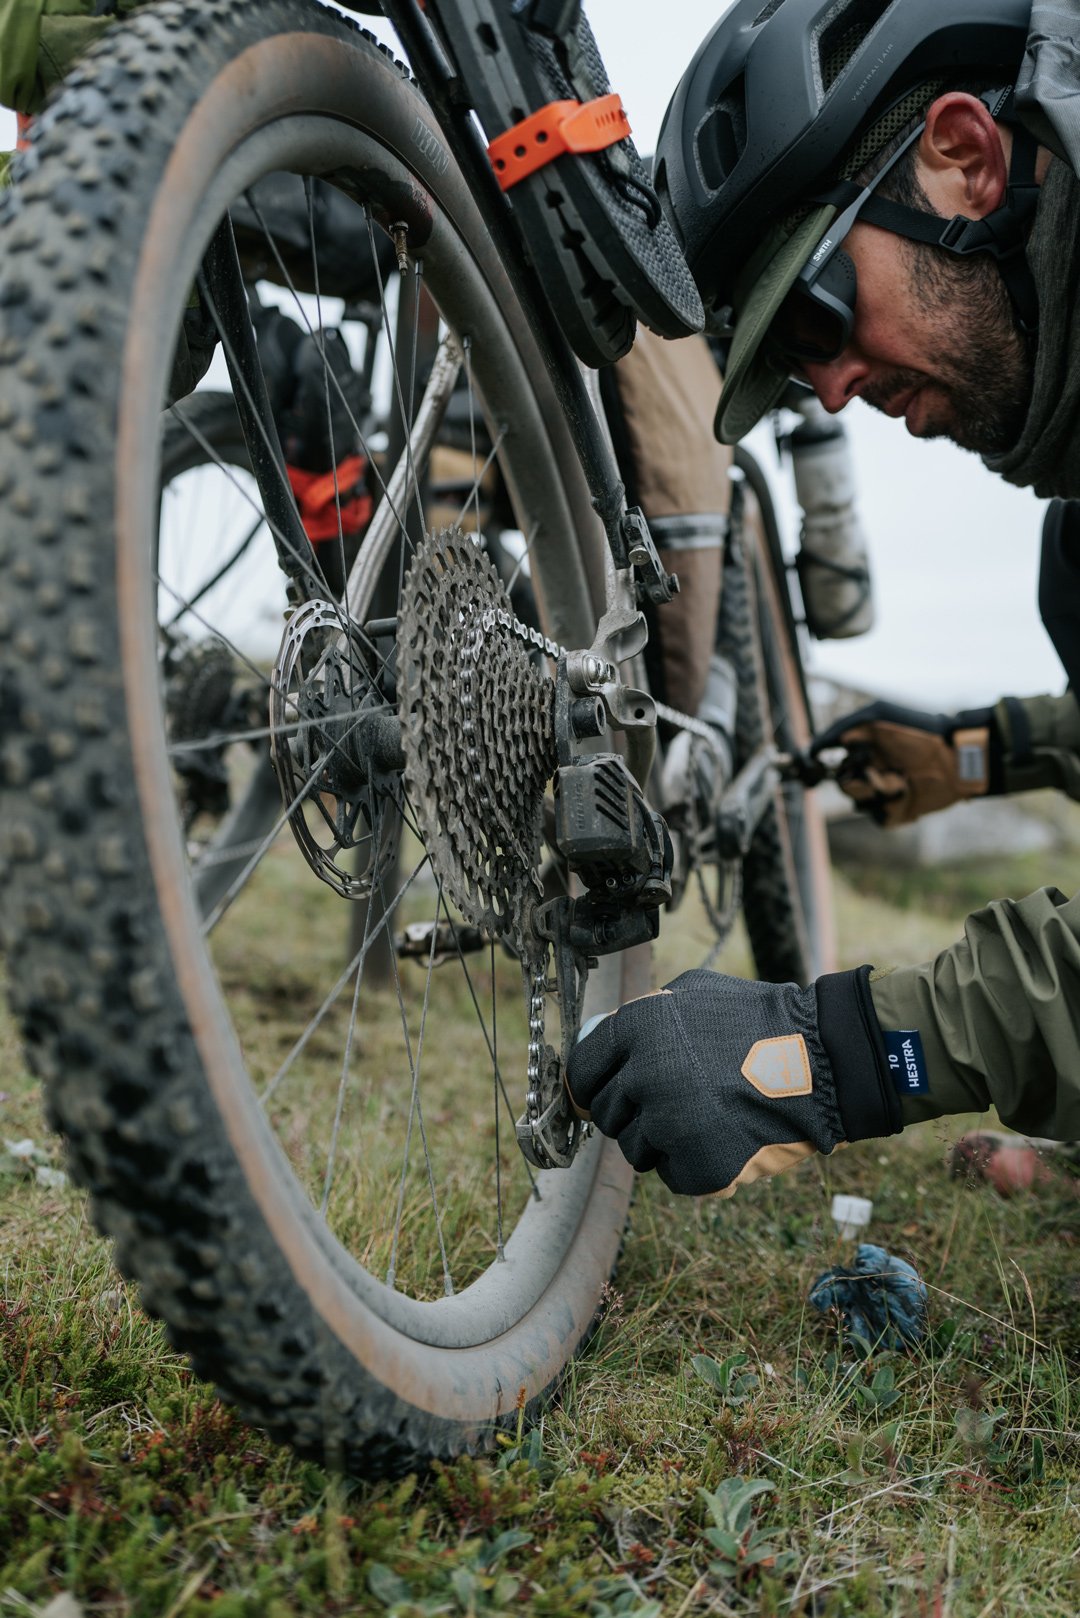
left=714, top=203, right=838, bottom=445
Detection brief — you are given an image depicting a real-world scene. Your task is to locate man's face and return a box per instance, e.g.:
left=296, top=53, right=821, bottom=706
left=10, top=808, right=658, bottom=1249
left=797, top=210, right=1035, bottom=457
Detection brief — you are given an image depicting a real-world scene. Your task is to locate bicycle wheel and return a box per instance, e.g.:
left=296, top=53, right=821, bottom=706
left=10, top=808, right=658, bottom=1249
left=720, top=450, right=836, bottom=986
left=158, top=390, right=292, bottom=919
left=0, top=0, right=638, bottom=1475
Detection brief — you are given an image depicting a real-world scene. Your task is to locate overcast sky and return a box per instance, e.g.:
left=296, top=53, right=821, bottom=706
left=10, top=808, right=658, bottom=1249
left=1, top=1, right=1063, bottom=708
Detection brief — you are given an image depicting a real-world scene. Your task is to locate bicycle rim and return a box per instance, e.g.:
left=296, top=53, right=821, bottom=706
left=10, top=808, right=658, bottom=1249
left=0, top=0, right=637, bottom=1474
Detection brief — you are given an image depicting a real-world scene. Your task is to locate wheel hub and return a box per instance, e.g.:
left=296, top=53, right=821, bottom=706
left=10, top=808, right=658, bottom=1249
left=269, top=598, right=401, bottom=899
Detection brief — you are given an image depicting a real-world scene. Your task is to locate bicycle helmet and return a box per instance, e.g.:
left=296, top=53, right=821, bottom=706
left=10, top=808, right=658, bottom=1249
left=654, top=0, right=1034, bottom=443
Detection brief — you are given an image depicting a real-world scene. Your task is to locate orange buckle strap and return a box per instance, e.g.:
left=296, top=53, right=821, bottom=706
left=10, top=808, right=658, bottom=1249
left=487, top=92, right=631, bottom=192
left=286, top=454, right=372, bottom=545
left=15, top=113, right=33, bottom=152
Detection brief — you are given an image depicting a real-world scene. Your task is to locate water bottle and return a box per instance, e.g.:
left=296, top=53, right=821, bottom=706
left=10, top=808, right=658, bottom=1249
left=788, top=397, right=874, bottom=640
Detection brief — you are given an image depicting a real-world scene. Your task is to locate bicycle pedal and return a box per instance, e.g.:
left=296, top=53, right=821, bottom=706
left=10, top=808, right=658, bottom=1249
left=429, top=0, right=703, bottom=366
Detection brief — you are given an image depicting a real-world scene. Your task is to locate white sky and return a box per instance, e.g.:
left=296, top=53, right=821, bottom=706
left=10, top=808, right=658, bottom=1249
left=0, top=1, right=1063, bottom=708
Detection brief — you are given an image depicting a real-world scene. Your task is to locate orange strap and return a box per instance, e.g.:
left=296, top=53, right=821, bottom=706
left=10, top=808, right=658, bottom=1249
left=286, top=454, right=372, bottom=544
left=15, top=113, right=32, bottom=152
left=487, top=92, right=631, bottom=191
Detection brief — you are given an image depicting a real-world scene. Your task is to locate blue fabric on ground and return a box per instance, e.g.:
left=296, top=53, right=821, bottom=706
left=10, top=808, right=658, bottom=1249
left=808, top=1243, right=928, bottom=1349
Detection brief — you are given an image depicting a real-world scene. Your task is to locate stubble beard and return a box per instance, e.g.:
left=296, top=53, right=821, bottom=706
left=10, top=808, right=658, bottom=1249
left=865, top=236, right=1035, bottom=456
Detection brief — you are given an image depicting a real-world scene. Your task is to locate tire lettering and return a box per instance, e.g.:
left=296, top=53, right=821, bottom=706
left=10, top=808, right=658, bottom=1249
left=412, top=117, right=450, bottom=175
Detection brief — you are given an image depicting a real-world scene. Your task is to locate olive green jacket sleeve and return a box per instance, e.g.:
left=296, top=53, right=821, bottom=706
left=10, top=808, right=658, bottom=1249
left=870, top=885, right=1080, bottom=1138
left=0, top=1, right=141, bottom=119
left=995, top=690, right=1080, bottom=797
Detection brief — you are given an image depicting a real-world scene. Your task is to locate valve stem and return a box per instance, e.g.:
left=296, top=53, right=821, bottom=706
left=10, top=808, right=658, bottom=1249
left=390, top=221, right=410, bottom=275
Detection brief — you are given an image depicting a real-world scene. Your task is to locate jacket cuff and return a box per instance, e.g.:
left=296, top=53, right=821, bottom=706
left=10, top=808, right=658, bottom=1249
left=816, top=966, right=902, bottom=1142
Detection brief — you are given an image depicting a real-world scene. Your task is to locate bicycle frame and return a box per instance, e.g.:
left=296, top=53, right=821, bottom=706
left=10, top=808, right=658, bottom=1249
left=375, top=0, right=793, bottom=797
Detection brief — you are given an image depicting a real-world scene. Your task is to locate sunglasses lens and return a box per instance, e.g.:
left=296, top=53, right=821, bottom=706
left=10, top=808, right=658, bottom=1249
left=771, top=286, right=848, bottom=363
left=770, top=248, right=857, bottom=366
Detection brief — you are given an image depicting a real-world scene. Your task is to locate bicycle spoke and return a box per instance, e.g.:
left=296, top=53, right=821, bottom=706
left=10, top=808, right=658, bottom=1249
left=259, top=849, right=431, bottom=1107
left=241, top=188, right=410, bottom=545
left=366, top=211, right=427, bottom=538
left=162, top=509, right=264, bottom=631
left=454, top=423, right=507, bottom=534
left=196, top=268, right=355, bottom=637
left=505, top=520, right=541, bottom=597
left=305, top=176, right=358, bottom=621
left=491, top=939, right=504, bottom=1260
left=199, top=743, right=334, bottom=934
left=437, top=903, right=540, bottom=1203
left=342, top=331, right=463, bottom=627
left=156, top=571, right=273, bottom=694
left=386, top=878, right=444, bottom=1289
left=376, top=856, right=454, bottom=1297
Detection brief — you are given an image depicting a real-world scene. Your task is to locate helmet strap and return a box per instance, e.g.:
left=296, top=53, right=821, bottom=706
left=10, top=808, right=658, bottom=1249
left=814, top=96, right=1042, bottom=335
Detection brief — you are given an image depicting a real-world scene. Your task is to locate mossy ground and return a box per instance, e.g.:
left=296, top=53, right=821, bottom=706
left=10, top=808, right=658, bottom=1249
left=3, top=836, right=1080, bottom=1616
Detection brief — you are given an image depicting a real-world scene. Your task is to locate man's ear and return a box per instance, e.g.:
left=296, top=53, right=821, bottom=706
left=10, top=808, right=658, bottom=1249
left=918, top=92, right=1008, bottom=219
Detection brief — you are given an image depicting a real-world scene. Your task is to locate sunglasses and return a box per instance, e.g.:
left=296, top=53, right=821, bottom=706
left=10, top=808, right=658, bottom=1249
left=768, top=119, right=928, bottom=368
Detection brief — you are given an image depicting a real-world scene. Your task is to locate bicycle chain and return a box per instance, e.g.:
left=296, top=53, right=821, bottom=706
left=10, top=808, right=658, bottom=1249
left=397, top=528, right=740, bottom=1155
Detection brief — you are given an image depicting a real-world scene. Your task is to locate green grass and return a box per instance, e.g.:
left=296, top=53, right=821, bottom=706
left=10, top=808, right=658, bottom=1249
left=3, top=845, right=1080, bottom=1616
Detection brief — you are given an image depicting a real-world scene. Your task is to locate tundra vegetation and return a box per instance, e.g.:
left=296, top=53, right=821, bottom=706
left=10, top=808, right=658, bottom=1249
left=2, top=825, right=1080, bottom=1616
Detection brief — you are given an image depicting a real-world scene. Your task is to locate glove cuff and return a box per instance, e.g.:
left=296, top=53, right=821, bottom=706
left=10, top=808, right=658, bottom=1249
left=815, top=966, right=902, bottom=1143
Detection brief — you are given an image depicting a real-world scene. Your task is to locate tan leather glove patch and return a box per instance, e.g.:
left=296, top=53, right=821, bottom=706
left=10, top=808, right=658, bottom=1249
left=740, top=1034, right=813, bottom=1097
left=838, top=721, right=989, bottom=827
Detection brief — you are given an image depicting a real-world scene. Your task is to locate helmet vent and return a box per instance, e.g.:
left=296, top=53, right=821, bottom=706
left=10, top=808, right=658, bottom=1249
left=816, top=0, right=894, bottom=94
left=696, top=76, right=748, bottom=192
left=840, top=78, right=944, bottom=177
left=752, top=0, right=788, bottom=25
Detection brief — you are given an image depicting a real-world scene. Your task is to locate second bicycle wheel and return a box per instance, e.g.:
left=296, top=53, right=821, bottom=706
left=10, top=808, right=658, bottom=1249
left=0, top=0, right=639, bottom=1474
left=721, top=452, right=836, bottom=986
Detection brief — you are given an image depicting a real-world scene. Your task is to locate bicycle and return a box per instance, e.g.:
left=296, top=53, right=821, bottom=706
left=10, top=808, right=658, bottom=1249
left=0, top=0, right=833, bottom=1475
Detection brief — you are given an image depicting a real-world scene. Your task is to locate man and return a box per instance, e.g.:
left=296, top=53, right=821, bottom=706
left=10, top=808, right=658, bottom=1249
left=568, top=0, right=1080, bottom=1198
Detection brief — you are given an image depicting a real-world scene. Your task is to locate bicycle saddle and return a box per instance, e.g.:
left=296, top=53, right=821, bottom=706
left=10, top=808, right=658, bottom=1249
left=429, top=0, right=704, bottom=366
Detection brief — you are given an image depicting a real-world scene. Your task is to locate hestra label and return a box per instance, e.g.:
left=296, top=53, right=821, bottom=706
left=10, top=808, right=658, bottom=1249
left=884, top=1029, right=929, bottom=1096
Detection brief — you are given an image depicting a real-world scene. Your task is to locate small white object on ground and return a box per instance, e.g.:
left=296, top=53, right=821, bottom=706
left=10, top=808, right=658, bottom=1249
left=831, top=1193, right=873, bottom=1240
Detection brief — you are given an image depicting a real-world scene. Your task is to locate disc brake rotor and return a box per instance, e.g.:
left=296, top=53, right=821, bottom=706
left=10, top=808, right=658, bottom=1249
left=397, top=527, right=557, bottom=949
left=270, top=598, right=400, bottom=899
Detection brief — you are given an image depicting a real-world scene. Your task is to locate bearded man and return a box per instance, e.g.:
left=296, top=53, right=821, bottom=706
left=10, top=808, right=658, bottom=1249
left=569, top=0, right=1080, bottom=1202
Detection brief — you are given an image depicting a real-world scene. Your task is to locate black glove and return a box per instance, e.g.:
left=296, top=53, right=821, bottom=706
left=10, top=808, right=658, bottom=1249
left=811, top=699, right=999, bottom=827
left=566, top=968, right=901, bottom=1196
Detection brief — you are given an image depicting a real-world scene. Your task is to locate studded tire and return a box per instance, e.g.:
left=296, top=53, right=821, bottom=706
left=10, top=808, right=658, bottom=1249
left=720, top=449, right=835, bottom=986
left=0, top=0, right=639, bottom=1476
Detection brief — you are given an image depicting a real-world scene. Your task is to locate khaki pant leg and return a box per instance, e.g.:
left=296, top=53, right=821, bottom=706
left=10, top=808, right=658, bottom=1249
left=610, top=329, right=733, bottom=716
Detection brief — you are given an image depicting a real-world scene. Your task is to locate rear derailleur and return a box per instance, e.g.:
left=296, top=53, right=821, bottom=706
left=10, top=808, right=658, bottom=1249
left=515, top=647, right=673, bottom=1168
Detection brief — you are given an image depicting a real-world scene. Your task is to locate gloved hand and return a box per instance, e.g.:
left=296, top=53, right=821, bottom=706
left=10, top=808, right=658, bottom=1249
left=566, top=968, right=901, bottom=1196
left=811, top=700, right=998, bottom=827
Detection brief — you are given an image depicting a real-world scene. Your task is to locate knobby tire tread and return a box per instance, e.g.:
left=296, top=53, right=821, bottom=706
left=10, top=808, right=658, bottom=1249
left=719, top=463, right=823, bottom=986
left=0, top=0, right=626, bottom=1477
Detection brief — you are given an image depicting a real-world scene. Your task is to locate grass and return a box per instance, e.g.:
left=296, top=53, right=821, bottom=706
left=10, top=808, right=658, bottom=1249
left=4, top=831, right=1080, bottom=1615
